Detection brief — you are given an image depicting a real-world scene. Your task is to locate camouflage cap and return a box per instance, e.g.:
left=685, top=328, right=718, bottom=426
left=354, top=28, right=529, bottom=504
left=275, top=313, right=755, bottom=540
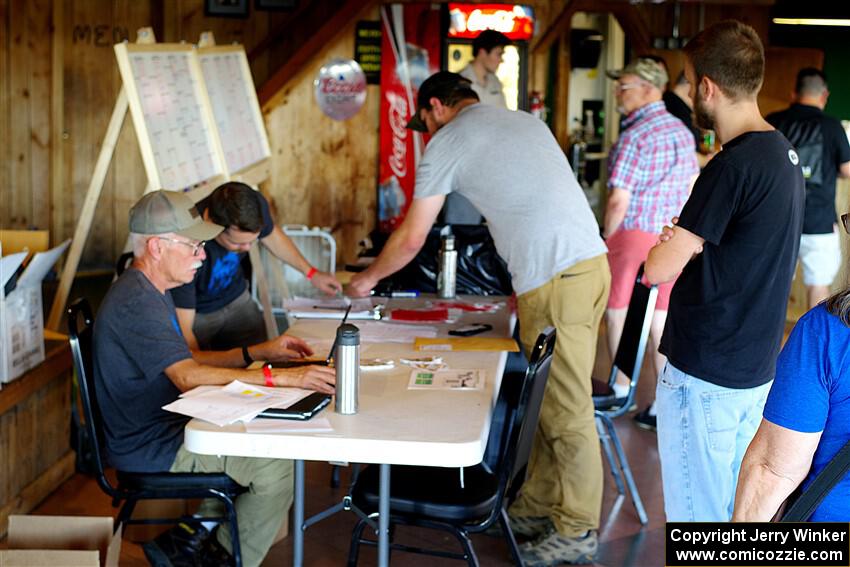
left=606, top=58, right=669, bottom=90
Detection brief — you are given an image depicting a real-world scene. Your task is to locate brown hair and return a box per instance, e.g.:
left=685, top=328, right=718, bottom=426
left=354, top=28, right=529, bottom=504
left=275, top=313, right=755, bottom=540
left=683, top=20, right=764, bottom=100
left=207, top=181, right=264, bottom=233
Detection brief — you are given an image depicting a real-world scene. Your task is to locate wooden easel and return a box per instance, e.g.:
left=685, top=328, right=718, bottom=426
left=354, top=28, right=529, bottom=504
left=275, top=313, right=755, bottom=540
left=47, top=28, right=278, bottom=340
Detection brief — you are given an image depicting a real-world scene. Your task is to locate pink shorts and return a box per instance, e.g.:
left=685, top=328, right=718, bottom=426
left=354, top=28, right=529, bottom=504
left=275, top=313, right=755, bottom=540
left=606, top=229, right=675, bottom=310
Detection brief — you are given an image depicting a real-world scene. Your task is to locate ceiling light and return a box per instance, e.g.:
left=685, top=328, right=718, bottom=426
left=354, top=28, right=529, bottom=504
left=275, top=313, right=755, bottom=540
left=772, top=17, right=850, bottom=26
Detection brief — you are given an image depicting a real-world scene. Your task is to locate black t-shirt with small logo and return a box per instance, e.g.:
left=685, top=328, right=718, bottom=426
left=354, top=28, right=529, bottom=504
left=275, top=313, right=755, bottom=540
left=767, top=104, right=850, bottom=234
left=660, top=130, right=805, bottom=389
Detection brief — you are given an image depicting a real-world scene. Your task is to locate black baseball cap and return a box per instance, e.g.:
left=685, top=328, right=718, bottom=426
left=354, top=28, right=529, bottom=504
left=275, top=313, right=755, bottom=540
left=406, top=71, right=478, bottom=132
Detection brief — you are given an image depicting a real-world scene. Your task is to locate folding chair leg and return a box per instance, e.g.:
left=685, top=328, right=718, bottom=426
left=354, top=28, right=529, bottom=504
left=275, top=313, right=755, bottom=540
left=596, top=415, right=626, bottom=495
left=452, top=527, right=480, bottom=567
left=115, top=499, right=137, bottom=531
left=347, top=517, right=369, bottom=567
left=223, top=497, right=243, bottom=567
left=599, top=414, right=648, bottom=525
left=499, top=506, right=523, bottom=566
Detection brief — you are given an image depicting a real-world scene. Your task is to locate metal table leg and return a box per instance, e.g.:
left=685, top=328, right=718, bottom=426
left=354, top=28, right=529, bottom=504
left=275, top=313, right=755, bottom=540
left=294, top=459, right=305, bottom=567
left=378, top=463, right=390, bottom=566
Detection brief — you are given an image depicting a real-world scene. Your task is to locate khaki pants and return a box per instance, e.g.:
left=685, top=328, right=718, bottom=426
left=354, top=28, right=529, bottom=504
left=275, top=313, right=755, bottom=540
left=509, top=254, right=610, bottom=536
left=170, top=445, right=293, bottom=567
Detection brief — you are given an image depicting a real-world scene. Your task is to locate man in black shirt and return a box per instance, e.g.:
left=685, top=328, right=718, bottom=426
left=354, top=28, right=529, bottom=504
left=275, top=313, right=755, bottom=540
left=645, top=21, right=805, bottom=522
left=767, top=68, right=850, bottom=308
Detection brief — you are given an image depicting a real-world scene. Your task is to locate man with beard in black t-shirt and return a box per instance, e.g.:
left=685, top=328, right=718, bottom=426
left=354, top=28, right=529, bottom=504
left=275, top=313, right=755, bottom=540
left=767, top=68, right=850, bottom=309
left=645, top=20, right=805, bottom=522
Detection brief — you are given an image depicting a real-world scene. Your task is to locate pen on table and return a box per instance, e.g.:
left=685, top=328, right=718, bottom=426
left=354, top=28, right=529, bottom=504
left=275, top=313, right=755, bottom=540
left=326, top=304, right=353, bottom=364
left=371, top=289, right=420, bottom=298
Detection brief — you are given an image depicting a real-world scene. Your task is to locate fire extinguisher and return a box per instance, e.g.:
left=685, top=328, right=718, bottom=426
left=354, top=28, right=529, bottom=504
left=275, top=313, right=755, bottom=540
left=530, top=91, right=546, bottom=121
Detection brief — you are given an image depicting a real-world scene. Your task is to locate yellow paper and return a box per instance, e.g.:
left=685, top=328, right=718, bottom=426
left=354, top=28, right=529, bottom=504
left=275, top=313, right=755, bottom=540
left=414, top=337, right=519, bottom=352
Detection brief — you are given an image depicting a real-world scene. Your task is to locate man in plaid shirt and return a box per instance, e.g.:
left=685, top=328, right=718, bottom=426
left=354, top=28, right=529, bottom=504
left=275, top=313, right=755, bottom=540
left=602, top=58, right=699, bottom=429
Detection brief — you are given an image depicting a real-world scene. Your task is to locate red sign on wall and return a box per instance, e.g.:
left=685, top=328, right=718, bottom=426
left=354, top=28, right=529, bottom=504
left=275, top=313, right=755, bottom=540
left=377, top=4, right=441, bottom=233
left=447, top=4, right=534, bottom=41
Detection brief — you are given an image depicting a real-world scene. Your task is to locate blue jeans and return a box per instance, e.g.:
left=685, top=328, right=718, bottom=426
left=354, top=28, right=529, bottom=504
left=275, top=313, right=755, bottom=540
left=656, top=362, right=770, bottom=521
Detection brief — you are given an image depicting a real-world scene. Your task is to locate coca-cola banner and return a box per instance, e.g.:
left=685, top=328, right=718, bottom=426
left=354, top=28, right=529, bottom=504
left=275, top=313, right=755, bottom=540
left=377, top=4, right=441, bottom=233
left=314, top=59, right=368, bottom=120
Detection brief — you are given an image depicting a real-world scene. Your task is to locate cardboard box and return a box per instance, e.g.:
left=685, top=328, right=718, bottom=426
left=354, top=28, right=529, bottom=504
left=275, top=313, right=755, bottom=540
left=0, top=238, right=70, bottom=383
left=0, top=515, right=121, bottom=566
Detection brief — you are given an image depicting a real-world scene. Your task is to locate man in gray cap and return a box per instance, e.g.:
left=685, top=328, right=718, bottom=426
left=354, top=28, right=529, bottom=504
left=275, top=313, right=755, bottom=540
left=94, top=190, right=335, bottom=566
left=349, top=71, right=609, bottom=566
left=602, top=58, right=698, bottom=431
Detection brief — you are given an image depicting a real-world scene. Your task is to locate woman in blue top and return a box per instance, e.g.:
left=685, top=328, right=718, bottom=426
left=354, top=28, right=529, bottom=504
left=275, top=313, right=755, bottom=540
left=733, top=212, right=850, bottom=521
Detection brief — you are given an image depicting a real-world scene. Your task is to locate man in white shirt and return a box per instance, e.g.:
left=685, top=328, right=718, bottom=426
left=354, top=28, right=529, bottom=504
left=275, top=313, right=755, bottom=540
left=459, top=29, right=510, bottom=108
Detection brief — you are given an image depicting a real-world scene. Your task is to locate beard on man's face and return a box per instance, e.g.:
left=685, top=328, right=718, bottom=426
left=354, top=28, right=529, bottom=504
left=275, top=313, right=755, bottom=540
left=694, top=90, right=714, bottom=130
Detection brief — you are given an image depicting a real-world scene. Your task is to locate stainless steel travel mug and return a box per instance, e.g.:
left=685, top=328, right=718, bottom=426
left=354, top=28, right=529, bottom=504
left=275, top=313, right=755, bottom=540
left=437, top=234, right=457, bottom=299
left=334, top=323, right=360, bottom=414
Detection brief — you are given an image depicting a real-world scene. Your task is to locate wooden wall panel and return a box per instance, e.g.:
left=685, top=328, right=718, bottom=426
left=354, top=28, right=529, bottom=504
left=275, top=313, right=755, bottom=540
left=29, top=0, right=53, bottom=231
left=0, top=0, right=9, bottom=232
left=264, top=5, right=380, bottom=266
left=64, top=1, right=144, bottom=268
left=0, top=0, right=52, bottom=232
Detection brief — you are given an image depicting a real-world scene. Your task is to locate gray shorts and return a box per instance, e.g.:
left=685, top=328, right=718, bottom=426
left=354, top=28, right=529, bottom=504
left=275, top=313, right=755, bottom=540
left=193, top=288, right=268, bottom=351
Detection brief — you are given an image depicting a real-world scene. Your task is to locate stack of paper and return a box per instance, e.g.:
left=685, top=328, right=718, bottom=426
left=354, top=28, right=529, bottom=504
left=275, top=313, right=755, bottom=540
left=163, top=381, right=312, bottom=426
left=284, top=297, right=382, bottom=320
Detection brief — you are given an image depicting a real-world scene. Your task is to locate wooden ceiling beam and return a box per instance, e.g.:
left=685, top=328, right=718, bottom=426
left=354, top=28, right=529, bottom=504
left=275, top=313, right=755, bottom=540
left=257, top=0, right=375, bottom=109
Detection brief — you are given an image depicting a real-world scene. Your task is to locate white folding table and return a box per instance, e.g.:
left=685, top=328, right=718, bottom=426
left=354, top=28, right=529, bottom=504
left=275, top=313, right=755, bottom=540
left=184, top=297, right=515, bottom=566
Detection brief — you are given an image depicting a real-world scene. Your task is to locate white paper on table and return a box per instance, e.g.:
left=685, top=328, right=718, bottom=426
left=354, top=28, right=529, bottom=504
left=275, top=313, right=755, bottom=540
left=244, top=417, right=334, bottom=433
left=407, top=369, right=485, bottom=390
left=284, top=297, right=381, bottom=320
left=164, top=380, right=298, bottom=426
left=16, top=239, right=71, bottom=288
left=1, top=251, right=28, bottom=288
left=356, top=321, right=438, bottom=343
left=180, top=384, right=313, bottom=408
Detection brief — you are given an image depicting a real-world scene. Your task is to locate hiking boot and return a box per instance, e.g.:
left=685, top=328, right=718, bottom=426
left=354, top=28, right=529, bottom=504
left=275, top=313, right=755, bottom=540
left=142, top=522, right=210, bottom=567
left=505, top=515, right=554, bottom=539
left=633, top=405, right=657, bottom=432
left=519, top=529, right=598, bottom=566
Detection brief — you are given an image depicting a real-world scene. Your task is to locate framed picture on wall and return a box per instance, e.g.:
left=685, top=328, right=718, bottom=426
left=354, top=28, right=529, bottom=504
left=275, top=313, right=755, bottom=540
left=256, top=0, right=298, bottom=11
left=205, top=0, right=249, bottom=18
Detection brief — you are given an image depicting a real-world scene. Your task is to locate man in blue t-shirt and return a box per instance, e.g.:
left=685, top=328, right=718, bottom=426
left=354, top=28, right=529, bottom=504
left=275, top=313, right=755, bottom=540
left=767, top=68, right=850, bottom=309
left=645, top=21, right=805, bottom=522
left=171, top=182, right=342, bottom=353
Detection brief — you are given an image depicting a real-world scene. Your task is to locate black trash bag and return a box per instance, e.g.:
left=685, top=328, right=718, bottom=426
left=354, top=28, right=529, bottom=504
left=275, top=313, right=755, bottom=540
left=366, top=225, right=513, bottom=296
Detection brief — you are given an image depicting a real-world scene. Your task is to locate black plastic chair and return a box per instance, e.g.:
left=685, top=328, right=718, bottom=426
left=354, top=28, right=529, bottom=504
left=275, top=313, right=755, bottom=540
left=591, top=264, right=657, bottom=525
left=346, top=327, right=556, bottom=566
left=67, top=298, right=246, bottom=566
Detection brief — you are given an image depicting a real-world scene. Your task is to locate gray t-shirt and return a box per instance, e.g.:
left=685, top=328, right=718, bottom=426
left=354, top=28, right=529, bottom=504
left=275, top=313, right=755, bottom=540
left=93, top=268, right=192, bottom=472
left=415, top=103, right=606, bottom=294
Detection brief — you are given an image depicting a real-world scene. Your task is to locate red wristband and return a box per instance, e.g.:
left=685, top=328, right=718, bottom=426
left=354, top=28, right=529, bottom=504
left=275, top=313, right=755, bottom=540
left=306, top=267, right=318, bottom=280
left=263, top=363, right=274, bottom=387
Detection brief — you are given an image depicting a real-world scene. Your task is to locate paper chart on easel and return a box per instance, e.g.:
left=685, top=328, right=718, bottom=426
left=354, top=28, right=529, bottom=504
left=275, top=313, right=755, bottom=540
left=198, top=46, right=271, bottom=175
left=115, top=44, right=226, bottom=190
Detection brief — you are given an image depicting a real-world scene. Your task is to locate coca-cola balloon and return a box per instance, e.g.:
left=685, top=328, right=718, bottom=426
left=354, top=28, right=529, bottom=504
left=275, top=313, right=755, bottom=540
left=314, top=59, right=367, bottom=121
